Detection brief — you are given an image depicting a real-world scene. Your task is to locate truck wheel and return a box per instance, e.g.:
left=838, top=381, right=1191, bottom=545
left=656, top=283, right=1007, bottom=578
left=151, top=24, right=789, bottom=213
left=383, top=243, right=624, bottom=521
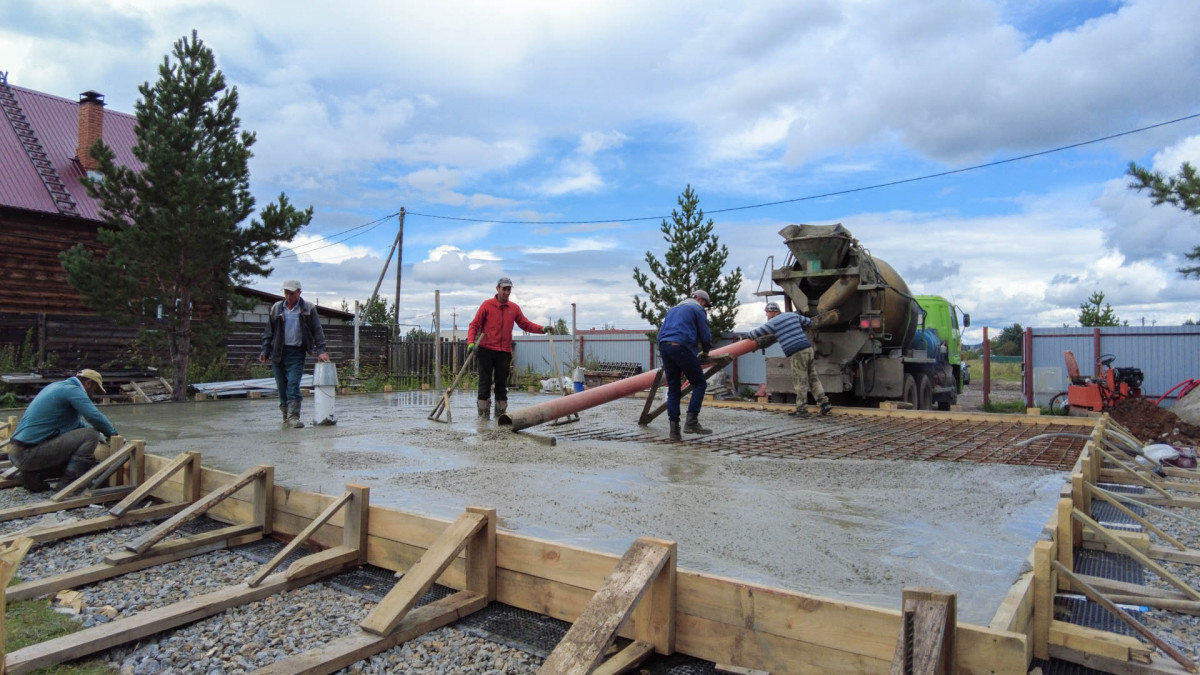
left=917, top=375, right=934, bottom=410
left=902, top=374, right=918, bottom=409
left=937, top=400, right=951, bottom=412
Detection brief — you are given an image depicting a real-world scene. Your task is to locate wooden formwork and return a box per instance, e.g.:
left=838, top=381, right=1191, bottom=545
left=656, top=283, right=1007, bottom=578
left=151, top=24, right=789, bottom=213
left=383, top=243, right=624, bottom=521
left=2, top=408, right=1197, bottom=673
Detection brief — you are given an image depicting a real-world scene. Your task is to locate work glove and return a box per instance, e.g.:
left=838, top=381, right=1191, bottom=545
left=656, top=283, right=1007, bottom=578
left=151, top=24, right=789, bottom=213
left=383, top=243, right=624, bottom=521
left=467, top=342, right=476, bottom=352
left=543, top=326, right=554, bottom=334
left=754, top=334, right=777, bottom=350
left=697, top=350, right=710, bottom=361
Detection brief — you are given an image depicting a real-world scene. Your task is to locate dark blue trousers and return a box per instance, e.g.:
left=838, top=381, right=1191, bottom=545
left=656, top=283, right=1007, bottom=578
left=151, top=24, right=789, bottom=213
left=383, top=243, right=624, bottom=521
left=659, top=342, right=706, bottom=421
left=274, top=345, right=307, bottom=406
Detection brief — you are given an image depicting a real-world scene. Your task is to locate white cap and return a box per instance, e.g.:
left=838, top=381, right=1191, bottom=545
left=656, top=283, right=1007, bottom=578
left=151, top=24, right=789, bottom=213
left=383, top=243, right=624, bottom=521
left=764, top=302, right=781, bottom=312
left=282, top=280, right=301, bottom=292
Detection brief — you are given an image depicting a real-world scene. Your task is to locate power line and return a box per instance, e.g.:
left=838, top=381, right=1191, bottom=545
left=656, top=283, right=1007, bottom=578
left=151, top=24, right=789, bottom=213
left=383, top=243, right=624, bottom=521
left=404, top=111, right=1200, bottom=225
left=271, top=211, right=399, bottom=261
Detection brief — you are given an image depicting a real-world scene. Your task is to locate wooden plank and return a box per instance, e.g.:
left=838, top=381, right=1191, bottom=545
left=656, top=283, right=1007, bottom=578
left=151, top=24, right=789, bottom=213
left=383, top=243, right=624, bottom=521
left=1090, top=483, right=1187, bottom=550
left=630, top=537, right=675, bottom=655
left=465, top=506, right=496, bottom=601
left=890, top=589, right=954, bottom=675
left=49, top=439, right=135, bottom=501
left=1149, top=545, right=1200, bottom=567
left=360, top=511, right=485, bottom=636
left=1048, top=620, right=1152, bottom=663
left=247, top=491, right=352, bottom=587
left=8, top=529, right=262, bottom=603
left=249, top=590, right=486, bottom=675
left=1050, top=643, right=1196, bottom=675
left=1095, top=446, right=1172, bottom=499
left=1072, top=574, right=1190, bottom=602
left=0, top=537, right=34, bottom=675
left=0, top=487, right=133, bottom=523
left=1072, top=508, right=1200, bottom=601
left=343, top=485, right=369, bottom=564
left=5, top=545, right=358, bottom=675
left=1032, top=540, right=1053, bottom=660
left=0, top=502, right=185, bottom=545
left=105, top=523, right=262, bottom=565
left=593, top=640, right=654, bottom=675
left=109, top=451, right=195, bottom=517
left=538, top=538, right=672, bottom=675
left=126, top=465, right=267, bottom=554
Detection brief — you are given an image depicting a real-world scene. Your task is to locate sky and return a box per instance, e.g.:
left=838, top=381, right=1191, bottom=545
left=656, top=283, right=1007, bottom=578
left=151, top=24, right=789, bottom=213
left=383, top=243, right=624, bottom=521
left=3, top=0, right=1199, bottom=342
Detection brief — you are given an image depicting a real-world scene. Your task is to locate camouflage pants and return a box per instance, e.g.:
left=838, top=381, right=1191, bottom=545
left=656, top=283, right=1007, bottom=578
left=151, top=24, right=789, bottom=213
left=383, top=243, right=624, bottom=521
left=790, top=347, right=828, bottom=408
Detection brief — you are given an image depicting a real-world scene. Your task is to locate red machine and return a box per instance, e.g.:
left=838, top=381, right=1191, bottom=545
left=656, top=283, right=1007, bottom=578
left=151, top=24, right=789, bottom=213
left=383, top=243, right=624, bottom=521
left=1055, top=351, right=1143, bottom=414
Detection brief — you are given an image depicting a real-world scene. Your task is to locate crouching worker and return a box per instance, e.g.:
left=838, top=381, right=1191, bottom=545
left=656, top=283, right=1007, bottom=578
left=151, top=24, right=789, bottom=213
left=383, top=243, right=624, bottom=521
left=8, top=369, right=118, bottom=492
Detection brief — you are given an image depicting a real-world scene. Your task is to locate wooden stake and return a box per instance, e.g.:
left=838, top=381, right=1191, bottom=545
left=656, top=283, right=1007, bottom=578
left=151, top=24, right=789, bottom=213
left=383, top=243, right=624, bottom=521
left=890, top=587, right=956, bottom=675
left=247, top=491, right=353, bottom=587
left=49, top=439, right=134, bottom=502
left=108, top=451, right=197, bottom=518
left=125, top=465, right=267, bottom=554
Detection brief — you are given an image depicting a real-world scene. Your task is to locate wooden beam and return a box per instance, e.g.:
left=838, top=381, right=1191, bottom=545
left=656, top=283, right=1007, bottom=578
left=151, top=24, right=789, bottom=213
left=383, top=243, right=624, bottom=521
left=593, top=640, right=654, bottom=675
left=360, top=511, right=486, bottom=636
left=109, top=451, right=196, bottom=517
left=630, top=537, right=675, bottom=655
left=889, top=588, right=956, bottom=675
left=8, top=526, right=262, bottom=603
left=247, top=491, right=352, bottom=587
left=1072, top=508, right=1200, bottom=602
left=1049, top=620, right=1153, bottom=664
left=4, top=546, right=359, bottom=674
left=125, top=465, right=267, bottom=554
left=343, top=485, right=369, bottom=565
left=0, top=537, right=34, bottom=675
left=249, top=590, right=486, bottom=675
left=0, top=502, right=185, bottom=545
left=465, top=506, right=496, bottom=601
left=1094, top=446, right=1171, bottom=499
left=537, top=538, right=674, bottom=675
left=0, top=486, right=133, bottom=523
left=1052, top=561, right=1198, bottom=673
left=1032, top=540, right=1053, bottom=661
left=1090, top=483, right=1186, bottom=551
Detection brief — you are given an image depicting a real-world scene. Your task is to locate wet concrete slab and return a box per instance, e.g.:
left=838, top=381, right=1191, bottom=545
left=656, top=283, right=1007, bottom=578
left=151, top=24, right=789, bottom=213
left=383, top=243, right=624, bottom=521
left=99, top=390, right=1067, bottom=625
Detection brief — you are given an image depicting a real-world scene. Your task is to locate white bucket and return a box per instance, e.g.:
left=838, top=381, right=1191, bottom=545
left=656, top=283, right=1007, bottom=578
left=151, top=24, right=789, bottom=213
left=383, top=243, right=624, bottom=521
left=312, top=362, right=338, bottom=425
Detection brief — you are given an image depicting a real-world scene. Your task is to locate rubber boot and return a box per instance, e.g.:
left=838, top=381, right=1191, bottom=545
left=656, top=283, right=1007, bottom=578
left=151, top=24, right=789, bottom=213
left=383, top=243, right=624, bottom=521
left=286, top=400, right=305, bottom=428
left=477, top=399, right=491, bottom=419
left=495, top=400, right=508, bottom=417
left=55, top=455, right=97, bottom=491
left=18, top=468, right=54, bottom=493
left=820, top=402, right=833, bottom=416
left=280, top=405, right=289, bottom=426
left=684, top=412, right=712, bottom=435
left=669, top=419, right=682, bottom=441
left=789, top=406, right=810, bottom=418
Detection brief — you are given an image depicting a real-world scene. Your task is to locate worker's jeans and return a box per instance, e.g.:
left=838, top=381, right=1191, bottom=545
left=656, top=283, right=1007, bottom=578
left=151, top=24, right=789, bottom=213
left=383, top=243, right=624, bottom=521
left=274, top=345, right=307, bottom=406
left=476, top=347, right=512, bottom=402
left=659, top=342, right=706, bottom=421
left=790, top=347, right=828, bottom=407
left=9, top=428, right=102, bottom=473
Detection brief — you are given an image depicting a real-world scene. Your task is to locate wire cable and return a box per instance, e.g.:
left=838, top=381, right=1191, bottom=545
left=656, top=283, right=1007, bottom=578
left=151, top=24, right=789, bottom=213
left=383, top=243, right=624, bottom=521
left=272, top=211, right=399, bottom=261
left=405, top=111, right=1200, bottom=225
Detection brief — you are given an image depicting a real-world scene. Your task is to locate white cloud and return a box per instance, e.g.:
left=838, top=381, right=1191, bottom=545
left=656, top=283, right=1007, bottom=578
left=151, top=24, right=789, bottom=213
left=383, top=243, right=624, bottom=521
left=578, top=130, right=628, bottom=156
left=281, top=233, right=376, bottom=264
left=539, top=160, right=604, bottom=196
left=523, top=237, right=618, bottom=255
left=411, top=246, right=503, bottom=286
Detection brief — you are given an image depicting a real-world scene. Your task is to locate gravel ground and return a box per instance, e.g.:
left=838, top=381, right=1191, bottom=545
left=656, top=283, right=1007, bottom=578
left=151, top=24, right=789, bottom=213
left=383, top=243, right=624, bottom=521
left=0, top=490, right=544, bottom=674
left=1135, top=469, right=1200, bottom=669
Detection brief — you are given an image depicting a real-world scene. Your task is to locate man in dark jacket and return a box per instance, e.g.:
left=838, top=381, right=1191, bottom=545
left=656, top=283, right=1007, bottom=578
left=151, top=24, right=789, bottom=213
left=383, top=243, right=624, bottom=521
left=9, top=369, right=118, bottom=492
left=657, top=290, right=714, bottom=440
left=467, top=277, right=551, bottom=419
left=260, top=279, right=330, bottom=428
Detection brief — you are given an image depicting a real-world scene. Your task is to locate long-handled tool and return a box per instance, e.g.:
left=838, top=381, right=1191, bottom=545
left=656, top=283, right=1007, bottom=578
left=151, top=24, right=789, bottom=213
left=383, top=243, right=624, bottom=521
left=429, top=345, right=479, bottom=423
left=546, top=332, right=580, bottom=426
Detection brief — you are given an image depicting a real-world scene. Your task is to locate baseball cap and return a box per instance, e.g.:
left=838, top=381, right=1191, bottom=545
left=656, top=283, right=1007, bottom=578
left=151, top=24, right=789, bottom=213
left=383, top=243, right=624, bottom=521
left=764, top=302, right=781, bottom=312
left=497, top=277, right=513, bottom=288
left=692, top=290, right=710, bottom=303
left=282, top=280, right=302, bottom=292
left=77, top=369, right=106, bottom=393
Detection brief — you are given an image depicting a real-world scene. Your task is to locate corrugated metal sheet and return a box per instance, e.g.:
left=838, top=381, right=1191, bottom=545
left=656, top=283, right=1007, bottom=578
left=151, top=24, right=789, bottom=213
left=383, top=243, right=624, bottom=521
left=1030, top=326, right=1200, bottom=407
left=0, top=84, right=139, bottom=221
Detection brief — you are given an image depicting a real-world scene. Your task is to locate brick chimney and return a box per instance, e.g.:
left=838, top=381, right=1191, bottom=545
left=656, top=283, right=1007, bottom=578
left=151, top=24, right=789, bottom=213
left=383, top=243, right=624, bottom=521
left=76, top=91, right=105, bottom=171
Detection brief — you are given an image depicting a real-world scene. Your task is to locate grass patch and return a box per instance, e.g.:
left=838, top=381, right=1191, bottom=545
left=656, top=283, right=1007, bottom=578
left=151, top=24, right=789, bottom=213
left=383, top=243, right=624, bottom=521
left=964, top=358, right=1022, bottom=382
left=6, top=595, right=118, bottom=674
left=983, top=400, right=1029, bottom=414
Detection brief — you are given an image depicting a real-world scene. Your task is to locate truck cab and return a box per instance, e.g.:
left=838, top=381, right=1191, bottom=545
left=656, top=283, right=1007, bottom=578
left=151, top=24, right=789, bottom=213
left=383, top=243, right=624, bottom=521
left=914, top=295, right=970, bottom=392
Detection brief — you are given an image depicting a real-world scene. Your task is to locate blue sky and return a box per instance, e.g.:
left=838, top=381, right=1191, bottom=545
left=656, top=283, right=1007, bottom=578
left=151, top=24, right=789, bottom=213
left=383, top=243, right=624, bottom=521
left=3, top=0, right=1199, bottom=341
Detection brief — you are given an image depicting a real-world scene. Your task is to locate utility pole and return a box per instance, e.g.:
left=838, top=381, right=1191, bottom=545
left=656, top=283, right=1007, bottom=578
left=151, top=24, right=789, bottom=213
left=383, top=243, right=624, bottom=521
left=434, top=290, right=441, bottom=389
left=394, top=207, right=405, bottom=337
left=451, top=309, right=458, bottom=371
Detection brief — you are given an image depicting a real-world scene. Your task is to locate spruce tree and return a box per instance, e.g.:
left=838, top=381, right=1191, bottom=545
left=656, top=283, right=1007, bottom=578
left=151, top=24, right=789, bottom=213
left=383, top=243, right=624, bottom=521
left=632, top=185, right=743, bottom=336
left=1127, top=161, right=1200, bottom=277
left=60, top=31, right=312, bottom=400
left=1078, top=291, right=1123, bottom=327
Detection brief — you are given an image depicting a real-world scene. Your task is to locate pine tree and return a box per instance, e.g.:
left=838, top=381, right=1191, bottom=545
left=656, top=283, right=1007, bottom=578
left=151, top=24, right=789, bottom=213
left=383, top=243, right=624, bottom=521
left=60, top=31, right=312, bottom=400
left=1078, top=291, right=1123, bottom=327
left=1127, top=161, right=1200, bottom=277
left=632, top=185, right=743, bottom=336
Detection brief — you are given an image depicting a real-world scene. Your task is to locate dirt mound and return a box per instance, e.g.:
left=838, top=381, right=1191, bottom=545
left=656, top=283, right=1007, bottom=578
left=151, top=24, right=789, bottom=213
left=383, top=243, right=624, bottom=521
left=1110, top=397, right=1200, bottom=447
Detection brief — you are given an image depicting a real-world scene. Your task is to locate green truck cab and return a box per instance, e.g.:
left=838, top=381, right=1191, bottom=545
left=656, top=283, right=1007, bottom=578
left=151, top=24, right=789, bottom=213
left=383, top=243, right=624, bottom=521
left=914, top=295, right=970, bottom=392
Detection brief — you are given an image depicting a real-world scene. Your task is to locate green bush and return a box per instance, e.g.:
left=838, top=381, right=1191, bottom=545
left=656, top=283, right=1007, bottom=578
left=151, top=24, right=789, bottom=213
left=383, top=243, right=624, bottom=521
left=983, top=400, right=1028, bottom=414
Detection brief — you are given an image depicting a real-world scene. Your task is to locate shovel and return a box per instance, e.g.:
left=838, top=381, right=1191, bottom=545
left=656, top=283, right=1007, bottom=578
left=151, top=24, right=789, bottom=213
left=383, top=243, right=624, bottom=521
left=429, top=344, right=479, bottom=423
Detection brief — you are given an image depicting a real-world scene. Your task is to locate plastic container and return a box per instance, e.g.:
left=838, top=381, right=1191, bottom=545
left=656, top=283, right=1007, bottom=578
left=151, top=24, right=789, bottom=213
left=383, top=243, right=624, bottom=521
left=573, top=381, right=584, bottom=393
left=312, top=362, right=338, bottom=425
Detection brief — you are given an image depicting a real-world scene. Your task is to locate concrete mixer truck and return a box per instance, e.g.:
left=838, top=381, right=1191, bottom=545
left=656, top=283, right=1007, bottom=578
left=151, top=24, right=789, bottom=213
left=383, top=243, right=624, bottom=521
left=761, top=223, right=969, bottom=410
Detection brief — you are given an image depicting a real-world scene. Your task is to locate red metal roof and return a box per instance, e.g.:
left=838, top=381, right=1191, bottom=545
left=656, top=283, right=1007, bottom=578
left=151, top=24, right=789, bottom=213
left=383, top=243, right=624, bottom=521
left=0, top=82, right=139, bottom=222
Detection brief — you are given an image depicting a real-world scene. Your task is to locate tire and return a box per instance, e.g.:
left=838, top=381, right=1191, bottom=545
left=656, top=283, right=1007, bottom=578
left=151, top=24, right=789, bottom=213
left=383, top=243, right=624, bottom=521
left=901, top=374, right=918, bottom=409
left=1050, top=391, right=1070, bottom=416
left=917, top=374, right=934, bottom=411
left=937, top=400, right=951, bottom=412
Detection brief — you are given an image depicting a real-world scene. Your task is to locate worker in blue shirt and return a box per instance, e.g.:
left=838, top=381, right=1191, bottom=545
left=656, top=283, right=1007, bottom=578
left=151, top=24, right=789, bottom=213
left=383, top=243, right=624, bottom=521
left=8, top=369, right=118, bottom=492
left=657, top=290, right=714, bottom=440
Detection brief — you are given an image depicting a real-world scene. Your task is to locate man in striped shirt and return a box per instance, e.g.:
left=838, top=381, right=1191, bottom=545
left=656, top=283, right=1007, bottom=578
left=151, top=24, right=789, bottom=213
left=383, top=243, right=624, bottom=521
left=746, top=302, right=832, bottom=417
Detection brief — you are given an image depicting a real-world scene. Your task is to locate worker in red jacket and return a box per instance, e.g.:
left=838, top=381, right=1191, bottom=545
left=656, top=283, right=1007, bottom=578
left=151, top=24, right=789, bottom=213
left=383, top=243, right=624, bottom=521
left=467, top=277, right=551, bottom=419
